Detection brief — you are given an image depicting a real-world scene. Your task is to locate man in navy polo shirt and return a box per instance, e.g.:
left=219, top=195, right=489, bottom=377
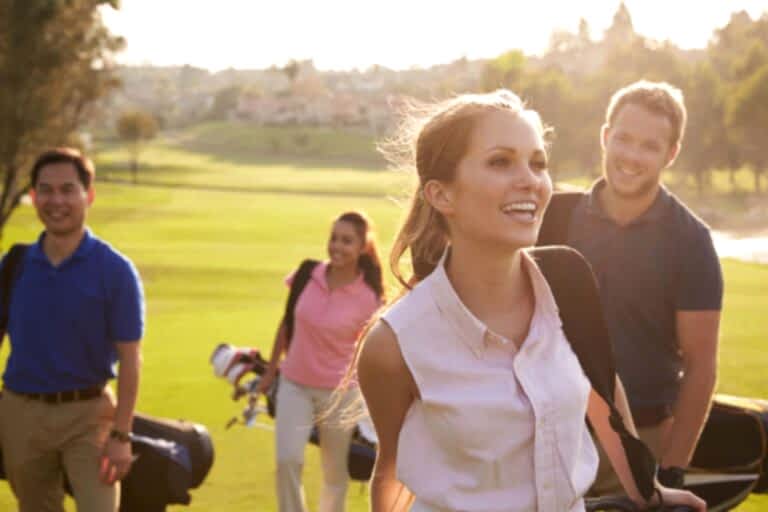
left=538, top=81, right=723, bottom=492
left=0, top=147, right=144, bottom=511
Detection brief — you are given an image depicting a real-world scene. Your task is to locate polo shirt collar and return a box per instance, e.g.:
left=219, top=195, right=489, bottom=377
left=313, top=260, right=365, bottom=293
left=428, top=248, right=559, bottom=357
left=30, top=228, right=97, bottom=265
left=429, top=248, right=488, bottom=355
left=585, top=178, right=671, bottom=226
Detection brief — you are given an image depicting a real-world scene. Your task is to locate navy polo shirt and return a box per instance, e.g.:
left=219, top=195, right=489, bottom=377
left=566, top=180, right=723, bottom=410
left=0, top=229, right=144, bottom=393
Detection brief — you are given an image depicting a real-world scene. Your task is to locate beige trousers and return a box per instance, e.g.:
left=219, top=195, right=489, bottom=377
left=0, top=388, right=119, bottom=512
left=275, top=378, right=357, bottom=512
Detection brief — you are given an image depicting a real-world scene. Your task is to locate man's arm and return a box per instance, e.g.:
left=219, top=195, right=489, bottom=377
left=101, top=340, right=141, bottom=484
left=113, top=340, right=142, bottom=435
left=588, top=380, right=706, bottom=511
left=661, top=310, right=720, bottom=468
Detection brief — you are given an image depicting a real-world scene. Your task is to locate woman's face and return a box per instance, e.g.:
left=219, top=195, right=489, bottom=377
left=327, top=220, right=365, bottom=270
left=433, top=109, right=553, bottom=251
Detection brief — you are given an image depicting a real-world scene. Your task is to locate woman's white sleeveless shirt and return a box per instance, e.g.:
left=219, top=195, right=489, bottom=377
left=381, top=250, right=599, bottom=512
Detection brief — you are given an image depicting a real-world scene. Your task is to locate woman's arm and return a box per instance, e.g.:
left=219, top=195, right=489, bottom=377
left=357, top=320, right=417, bottom=512
left=256, top=322, right=288, bottom=395
left=587, top=376, right=706, bottom=511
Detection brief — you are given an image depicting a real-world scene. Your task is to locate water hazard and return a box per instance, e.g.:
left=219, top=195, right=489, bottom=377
left=712, top=231, right=768, bottom=265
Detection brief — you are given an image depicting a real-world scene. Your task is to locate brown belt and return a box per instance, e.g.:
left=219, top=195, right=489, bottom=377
left=8, top=385, right=105, bottom=405
left=632, top=404, right=673, bottom=428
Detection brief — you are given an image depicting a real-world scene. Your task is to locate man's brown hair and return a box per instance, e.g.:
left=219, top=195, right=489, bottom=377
left=30, top=147, right=95, bottom=189
left=605, top=80, right=687, bottom=147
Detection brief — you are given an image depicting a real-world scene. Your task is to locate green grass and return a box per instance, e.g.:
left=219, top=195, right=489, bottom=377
left=1, top=145, right=766, bottom=511
left=95, top=141, right=415, bottom=199
left=175, top=122, right=382, bottom=166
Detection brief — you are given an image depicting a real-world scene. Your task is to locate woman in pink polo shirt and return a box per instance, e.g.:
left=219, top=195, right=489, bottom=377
left=350, top=91, right=705, bottom=512
left=258, top=211, right=384, bottom=512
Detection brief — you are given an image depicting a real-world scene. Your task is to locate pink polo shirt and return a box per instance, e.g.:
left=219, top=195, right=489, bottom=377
left=280, top=261, right=380, bottom=390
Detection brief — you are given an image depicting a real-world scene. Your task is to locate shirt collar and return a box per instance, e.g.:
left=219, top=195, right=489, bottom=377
left=427, top=248, right=560, bottom=357
left=585, top=178, right=671, bottom=226
left=313, top=260, right=365, bottom=293
left=30, top=228, right=96, bottom=265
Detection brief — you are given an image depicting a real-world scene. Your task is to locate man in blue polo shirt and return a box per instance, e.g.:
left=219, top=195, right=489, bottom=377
left=538, top=81, right=723, bottom=492
left=0, top=147, right=144, bottom=511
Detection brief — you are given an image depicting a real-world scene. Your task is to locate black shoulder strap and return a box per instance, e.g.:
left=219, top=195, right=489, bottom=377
left=1, top=244, right=29, bottom=338
left=536, top=191, right=583, bottom=246
left=283, top=259, right=320, bottom=347
left=530, top=246, right=657, bottom=500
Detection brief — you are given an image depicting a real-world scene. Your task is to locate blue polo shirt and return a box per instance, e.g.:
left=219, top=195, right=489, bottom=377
left=565, top=180, right=723, bottom=410
left=1, top=229, right=144, bottom=393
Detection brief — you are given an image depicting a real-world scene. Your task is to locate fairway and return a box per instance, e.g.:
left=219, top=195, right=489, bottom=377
left=1, top=157, right=766, bottom=511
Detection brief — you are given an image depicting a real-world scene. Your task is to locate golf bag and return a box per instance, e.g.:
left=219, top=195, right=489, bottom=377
left=211, top=343, right=377, bottom=481
left=0, top=411, right=214, bottom=512
left=683, top=394, right=768, bottom=510
left=120, top=413, right=215, bottom=512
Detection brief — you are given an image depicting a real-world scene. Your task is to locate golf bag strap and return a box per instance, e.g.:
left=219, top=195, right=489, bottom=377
left=0, top=244, right=29, bottom=343
left=283, top=259, right=320, bottom=347
left=531, top=246, right=657, bottom=501
left=536, top=191, right=583, bottom=246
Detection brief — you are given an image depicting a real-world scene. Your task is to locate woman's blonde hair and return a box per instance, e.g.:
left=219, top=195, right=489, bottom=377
left=383, top=89, right=548, bottom=288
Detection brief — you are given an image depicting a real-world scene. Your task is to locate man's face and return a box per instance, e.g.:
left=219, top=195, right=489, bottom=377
left=601, top=103, right=679, bottom=200
left=32, top=162, right=93, bottom=237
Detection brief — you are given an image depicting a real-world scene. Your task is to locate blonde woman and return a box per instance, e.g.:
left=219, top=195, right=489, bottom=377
left=353, top=91, right=705, bottom=512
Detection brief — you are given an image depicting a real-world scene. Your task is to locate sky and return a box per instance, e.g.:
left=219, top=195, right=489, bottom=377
left=101, top=1, right=768, bottom=72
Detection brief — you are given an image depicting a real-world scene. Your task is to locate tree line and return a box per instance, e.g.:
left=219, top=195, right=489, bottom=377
left=1, top=1, right=766, bottom=238
left=482, top=5, right=768, bottom=193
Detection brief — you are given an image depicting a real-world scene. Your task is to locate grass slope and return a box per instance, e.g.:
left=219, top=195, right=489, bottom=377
left=0, top=152, right=765, bottom=511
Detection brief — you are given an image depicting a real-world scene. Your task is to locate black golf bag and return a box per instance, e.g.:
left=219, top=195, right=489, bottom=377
left=683, top=394, right=768, bottom=511
left=0, top=411, right=214, bottom=512
left=121, top=413, right=215, bottom=511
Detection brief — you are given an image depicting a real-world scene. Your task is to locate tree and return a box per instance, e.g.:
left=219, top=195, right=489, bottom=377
left=726, top=64, right=768, bottom=192
left=208, top=85, right=244, bottom=120
left=0, top=0, right=123, bottom=239
left=604, top=1, right=635, bottom=47
left=578, top=18, right=591, bottom=44
left=481, top=50, right=526, bottom=92
left=680, top=62, right=729, bottom=194
left=282, top=59, right=300, bottom=83
left=116, top=111, right=158, bottom=184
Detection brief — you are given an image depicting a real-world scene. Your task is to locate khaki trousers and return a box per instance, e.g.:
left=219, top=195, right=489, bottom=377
left=590, top=417, right=672, bottom=496
left=275, top=378, right=357, bottom=512
left=0, top=388, right=119, bottom=512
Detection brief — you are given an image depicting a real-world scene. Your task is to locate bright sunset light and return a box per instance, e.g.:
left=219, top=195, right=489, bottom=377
left=103, top=0, right=768, bottom=71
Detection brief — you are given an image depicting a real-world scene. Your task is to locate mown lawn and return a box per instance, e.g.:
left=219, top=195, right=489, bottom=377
left=0, top=153, right=766, bottom=511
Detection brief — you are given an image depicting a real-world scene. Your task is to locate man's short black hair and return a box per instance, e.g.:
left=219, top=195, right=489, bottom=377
left=30, top=147, right=95, bottom=189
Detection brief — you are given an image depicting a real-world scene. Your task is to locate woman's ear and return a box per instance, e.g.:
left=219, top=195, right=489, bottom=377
left=423, top=179, right=455, bottom=217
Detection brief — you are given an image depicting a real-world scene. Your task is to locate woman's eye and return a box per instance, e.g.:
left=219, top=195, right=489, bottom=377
left=531, top=160, right=548, bottom=172
left=489, top=156, right=509, bottom=167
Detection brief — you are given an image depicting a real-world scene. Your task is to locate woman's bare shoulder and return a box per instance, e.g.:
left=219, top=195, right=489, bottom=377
left=358, top=319, right=407, bottom=377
